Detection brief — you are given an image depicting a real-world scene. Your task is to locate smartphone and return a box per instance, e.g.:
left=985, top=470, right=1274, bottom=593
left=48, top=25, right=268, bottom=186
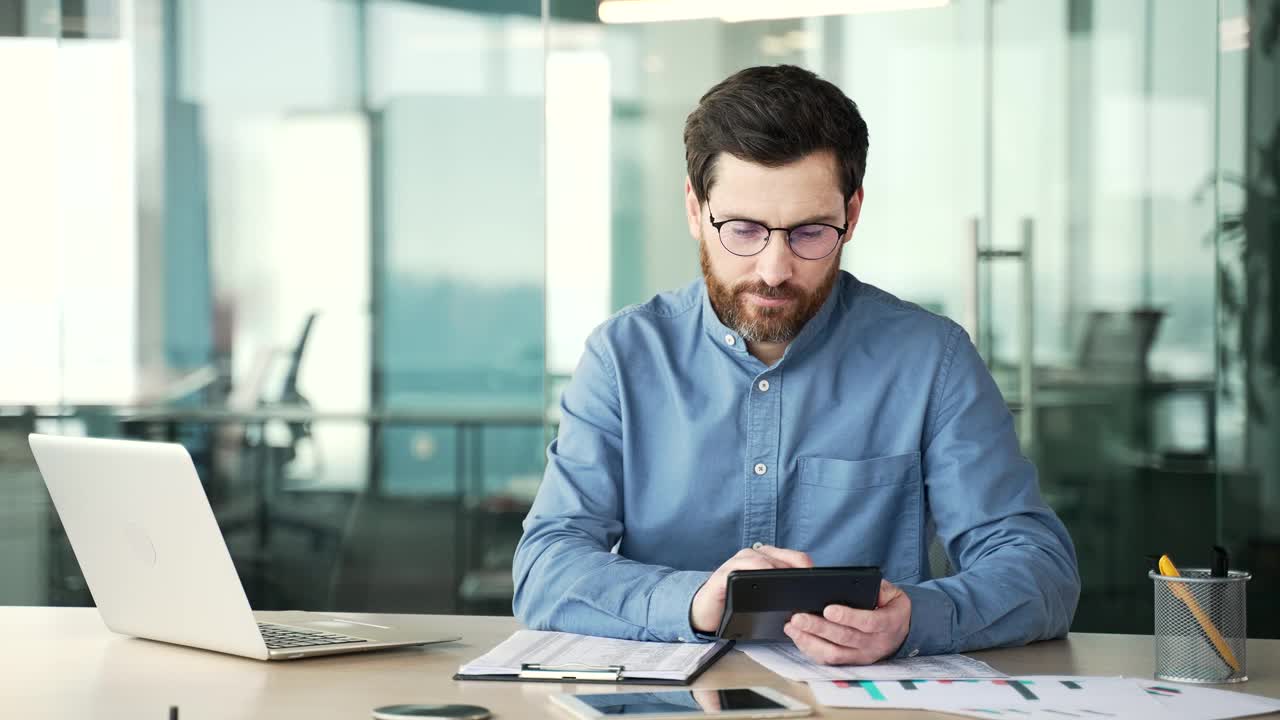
left=548, top=686, right=811, bottom=720
left=716, top=566, right=882, bottom=641
left=371, top=705, right=490, bottom=719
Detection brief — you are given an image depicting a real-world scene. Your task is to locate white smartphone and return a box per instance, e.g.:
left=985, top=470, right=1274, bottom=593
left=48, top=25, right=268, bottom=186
left=548, top=686, right=812, bottom=720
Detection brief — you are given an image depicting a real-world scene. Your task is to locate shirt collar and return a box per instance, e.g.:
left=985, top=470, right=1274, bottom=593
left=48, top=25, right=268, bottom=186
left=699, top=271, right=854, bottom=362
left=700, top=280, right=746, bottom=353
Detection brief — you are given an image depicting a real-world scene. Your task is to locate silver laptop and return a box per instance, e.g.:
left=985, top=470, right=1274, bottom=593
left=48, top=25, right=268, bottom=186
left=28, top=433, right=460, bottom=660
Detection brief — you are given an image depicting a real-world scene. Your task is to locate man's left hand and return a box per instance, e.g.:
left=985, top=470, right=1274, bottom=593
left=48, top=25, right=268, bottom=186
left=783, top=580, right=912, bottom=665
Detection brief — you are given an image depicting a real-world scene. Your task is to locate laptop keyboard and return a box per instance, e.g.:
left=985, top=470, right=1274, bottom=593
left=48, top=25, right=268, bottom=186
left=258, top=622, right=368, bottom=649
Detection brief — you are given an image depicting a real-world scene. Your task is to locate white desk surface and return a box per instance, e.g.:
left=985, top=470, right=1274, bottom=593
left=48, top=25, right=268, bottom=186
left=4, top=607, right=1278, bottom=719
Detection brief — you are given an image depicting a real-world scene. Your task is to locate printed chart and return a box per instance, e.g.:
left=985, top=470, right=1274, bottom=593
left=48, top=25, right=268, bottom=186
left=739, top=643, right=1005, bottom=681
left=808, top=676, right=1166, bottom=718
left=1136, top=681, right=1280, bottom=720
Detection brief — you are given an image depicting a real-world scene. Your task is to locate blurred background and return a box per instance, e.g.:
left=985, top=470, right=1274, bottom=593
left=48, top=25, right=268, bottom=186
left=1, top=0, right=1277, bottom=638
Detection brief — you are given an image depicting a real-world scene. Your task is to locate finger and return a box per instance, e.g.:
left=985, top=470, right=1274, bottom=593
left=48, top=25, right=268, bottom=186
left=715, top=558, right=779, bottom=583
left=751, top=545, right=814, bottom=568
left=753, top=545, right=815, bottom=568
left=732, top=547, right=789, bottom=566
left=877, top=579, right=904, bottom=608
left=783, top=623, right=876, bottom=666
left=692, top=689, right=722, bottom=712
left=822, top=604, right=894, bottom=634
left=788, top=611, right=871, bottom=648
left=728, top=550, right=789, bottom=571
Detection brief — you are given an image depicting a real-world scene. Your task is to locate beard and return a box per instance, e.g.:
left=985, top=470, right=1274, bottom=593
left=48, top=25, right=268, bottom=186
left=700, top=241, right=842, bottom=344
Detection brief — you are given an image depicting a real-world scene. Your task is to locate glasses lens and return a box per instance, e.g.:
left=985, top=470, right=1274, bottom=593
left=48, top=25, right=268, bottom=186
left=719, top=220, right=769, bottom=255
left=788, top=225, right=840, bottom=259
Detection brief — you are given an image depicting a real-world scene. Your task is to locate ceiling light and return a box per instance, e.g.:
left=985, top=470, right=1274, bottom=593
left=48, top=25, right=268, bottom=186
left=598, top=0, right=950, bottom=24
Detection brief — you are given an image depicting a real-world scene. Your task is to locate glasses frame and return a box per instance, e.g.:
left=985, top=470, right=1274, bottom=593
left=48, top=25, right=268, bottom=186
left=708, top=202, right=848, bottom=260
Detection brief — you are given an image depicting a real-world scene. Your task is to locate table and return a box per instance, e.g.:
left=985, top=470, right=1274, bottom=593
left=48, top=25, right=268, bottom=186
left=4, top=608, right=1278, bottom=718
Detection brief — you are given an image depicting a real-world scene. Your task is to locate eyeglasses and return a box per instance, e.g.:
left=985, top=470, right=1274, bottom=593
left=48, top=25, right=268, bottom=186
left=708, top=203, right=847, bottom=260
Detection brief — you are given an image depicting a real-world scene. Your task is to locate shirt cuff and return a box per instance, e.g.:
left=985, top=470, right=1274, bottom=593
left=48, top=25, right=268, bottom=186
left=894, top=583, right=956, bottom=658
left=646, top=570, right=713, bottom=642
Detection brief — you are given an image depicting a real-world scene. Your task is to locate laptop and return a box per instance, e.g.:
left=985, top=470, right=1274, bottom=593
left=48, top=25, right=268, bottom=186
left=28, top=433, right=460, bottom=660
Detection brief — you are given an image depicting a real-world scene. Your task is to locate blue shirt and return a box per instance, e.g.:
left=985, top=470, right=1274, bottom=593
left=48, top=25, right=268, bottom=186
left=513, top=271, right=1079, bottom=656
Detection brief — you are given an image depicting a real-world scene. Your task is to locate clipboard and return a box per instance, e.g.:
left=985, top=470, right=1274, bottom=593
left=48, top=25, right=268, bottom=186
left=452, top=639, right=735, bottom=686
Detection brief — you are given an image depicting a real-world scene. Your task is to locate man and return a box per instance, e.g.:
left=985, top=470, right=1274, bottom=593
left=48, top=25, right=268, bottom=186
left=513, top=64, right=1079, bottom=664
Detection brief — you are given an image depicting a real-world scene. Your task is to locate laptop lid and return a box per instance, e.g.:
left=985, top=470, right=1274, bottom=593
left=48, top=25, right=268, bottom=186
left=28, top=434, right=269, bottom=660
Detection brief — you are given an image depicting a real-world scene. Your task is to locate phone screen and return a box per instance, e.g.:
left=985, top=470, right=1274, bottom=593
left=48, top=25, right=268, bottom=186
left=575, top=688, right=784, bottom=715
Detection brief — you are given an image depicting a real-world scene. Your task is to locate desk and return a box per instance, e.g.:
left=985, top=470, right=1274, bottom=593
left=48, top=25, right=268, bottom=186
left=4, top=608, right=1278, bottom=718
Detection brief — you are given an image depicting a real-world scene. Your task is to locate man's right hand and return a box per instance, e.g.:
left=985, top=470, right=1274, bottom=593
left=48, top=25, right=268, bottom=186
left=689, top=545, right=814, bottom=634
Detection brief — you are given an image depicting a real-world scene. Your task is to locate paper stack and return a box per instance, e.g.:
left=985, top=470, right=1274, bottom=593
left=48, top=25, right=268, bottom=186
left=739, top=643, right=1280, bottom=719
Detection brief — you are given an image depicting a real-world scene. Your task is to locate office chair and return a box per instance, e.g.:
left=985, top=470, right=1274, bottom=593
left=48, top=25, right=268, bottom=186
left=219, top=312, right=355, bottom=609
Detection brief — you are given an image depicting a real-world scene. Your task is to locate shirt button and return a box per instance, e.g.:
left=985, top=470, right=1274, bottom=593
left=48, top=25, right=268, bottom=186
left=677, top=636, right=686, bottom=642
left=908, top=648, right=920, bottom=658
left=757, top=379, right=770, bottom=392
left=754, top=463, right=767, bottom=475
left=724, top=334, right=736, bottom=346
left=751, top=541, right=763, bottom=550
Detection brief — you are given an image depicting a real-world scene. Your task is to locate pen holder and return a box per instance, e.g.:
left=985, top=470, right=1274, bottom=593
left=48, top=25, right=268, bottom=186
left=1149, top=569, right=1251, bottom=684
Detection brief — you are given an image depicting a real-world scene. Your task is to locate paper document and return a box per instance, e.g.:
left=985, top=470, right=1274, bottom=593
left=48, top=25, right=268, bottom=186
left=1138, top=680, right=1280, bottom=720
left=739, top=642, right=1006, bottom=681
left=458, top=630, right=728, bottom=682
left=808, top=675, right=1166, bottom=719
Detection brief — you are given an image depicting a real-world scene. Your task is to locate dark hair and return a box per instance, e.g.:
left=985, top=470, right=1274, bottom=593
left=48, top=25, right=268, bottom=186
left=683, top=64, right=869, bottom=204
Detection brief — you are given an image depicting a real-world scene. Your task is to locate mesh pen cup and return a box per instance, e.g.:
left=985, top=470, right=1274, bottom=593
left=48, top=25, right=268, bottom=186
left=1149, top=569, right=1251, bottom=684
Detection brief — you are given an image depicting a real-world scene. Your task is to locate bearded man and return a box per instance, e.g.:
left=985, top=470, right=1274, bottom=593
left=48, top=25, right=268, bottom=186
left=513, top=64, right=1079, bottom=664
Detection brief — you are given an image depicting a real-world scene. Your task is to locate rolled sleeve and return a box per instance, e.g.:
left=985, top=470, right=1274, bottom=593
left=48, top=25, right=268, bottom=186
left=646, top=570, right=713, bottom=642
left=894, top=583, right=957, bottom=657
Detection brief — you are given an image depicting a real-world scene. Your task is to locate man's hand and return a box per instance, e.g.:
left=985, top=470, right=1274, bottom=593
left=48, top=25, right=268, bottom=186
left=783, top=580, right=912, bottom=665
left=690, top=545, right=814, bottom=634
left=691, top=689, right=723, bottom=712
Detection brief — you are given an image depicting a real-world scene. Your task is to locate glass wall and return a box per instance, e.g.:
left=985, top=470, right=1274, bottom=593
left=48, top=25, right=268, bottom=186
left=542, top=0, right=1277, bottom=637
left=1218, top=0, right=1280, bottom=641
left=1, top=0, right=1276, bottom=638
left=0, top=0, right=547, bottom=614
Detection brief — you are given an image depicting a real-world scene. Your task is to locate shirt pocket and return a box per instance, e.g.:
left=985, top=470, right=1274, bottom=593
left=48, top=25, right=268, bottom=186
left=796, top=452, right=922, bottom=583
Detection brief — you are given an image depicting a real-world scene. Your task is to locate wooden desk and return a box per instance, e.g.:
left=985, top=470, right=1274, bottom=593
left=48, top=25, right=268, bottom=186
left=4, top=608, right=1278, bottom=718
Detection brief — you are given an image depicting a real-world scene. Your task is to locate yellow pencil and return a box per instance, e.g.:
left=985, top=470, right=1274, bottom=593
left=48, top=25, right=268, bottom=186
left=1159, top=554, right=1242, bottom=673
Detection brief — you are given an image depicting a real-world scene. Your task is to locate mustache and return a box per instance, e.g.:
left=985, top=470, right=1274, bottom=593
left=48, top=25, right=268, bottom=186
left=734, top=281, right=799, bottom=300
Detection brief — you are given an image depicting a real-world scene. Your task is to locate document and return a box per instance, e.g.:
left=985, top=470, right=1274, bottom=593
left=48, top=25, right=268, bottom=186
left=1138, top=680, right=1280, bottom=720
left=739, top=641, right=1006, bottom=681
left=808, top=675, right=1280, bottom=720
left=808, top=675, right=1165, bottom=719
left=457, top=630, right=730, bottom=682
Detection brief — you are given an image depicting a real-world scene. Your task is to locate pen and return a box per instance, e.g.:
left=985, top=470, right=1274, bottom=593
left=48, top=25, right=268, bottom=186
left=1158, top=554, right=1241, bottom=673
left=1212, top=546, right=1229, bottom=578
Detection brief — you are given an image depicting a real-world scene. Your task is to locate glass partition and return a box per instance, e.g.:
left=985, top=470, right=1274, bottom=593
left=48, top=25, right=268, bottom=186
left=1, top=0, right=1276, bottom=638
left=543, top=0, right=1277, bottom=637
left=0, top=0, right=545, bottom=615
left=1216, top=0, right=1280, bottom=640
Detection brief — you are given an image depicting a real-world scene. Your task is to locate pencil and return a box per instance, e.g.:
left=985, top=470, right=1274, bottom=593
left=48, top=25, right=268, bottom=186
left=1158, top=554, right=1241, bottom=674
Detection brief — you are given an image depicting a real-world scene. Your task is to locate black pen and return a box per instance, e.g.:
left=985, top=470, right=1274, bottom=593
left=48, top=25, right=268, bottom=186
left=1212, top=546, right=1229, bottom=577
